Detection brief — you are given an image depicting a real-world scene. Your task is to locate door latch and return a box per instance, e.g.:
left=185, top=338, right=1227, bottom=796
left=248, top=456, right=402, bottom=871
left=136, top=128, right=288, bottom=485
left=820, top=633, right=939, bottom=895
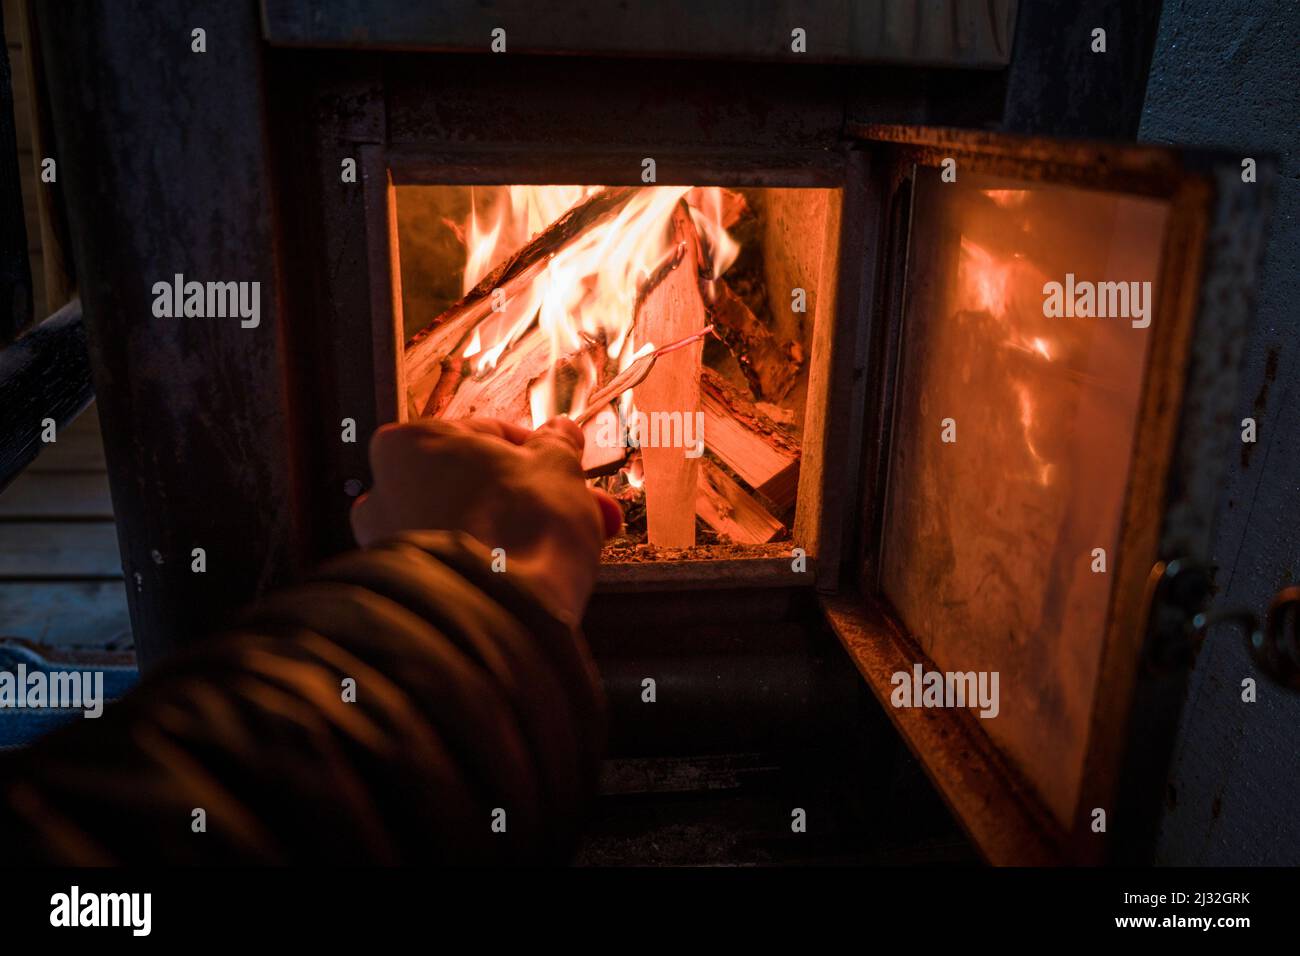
left=1142, top=559, right=1300, bottom=689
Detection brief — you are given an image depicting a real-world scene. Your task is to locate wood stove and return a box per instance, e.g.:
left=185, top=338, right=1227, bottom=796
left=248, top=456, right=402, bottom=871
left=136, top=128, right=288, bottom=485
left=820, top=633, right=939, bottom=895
left=35, top=1, right=1275, bottom=864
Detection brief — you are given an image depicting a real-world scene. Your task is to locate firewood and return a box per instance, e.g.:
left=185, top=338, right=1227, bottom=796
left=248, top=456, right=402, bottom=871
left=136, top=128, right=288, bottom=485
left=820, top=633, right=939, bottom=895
left=437, top=326, right=553, bottom=425
left=633, top=202, right=705, bottom=548
left=706, top=279, right=802, bottom=402
left=700, top=367, right=800, bottom=509
left=696, top=458, right=784, bottom=545
left=571, top=325, right=714, bottom=427
left=579, top=408, right=629, bottom=477
left=405, top=186, right=640, bottom=415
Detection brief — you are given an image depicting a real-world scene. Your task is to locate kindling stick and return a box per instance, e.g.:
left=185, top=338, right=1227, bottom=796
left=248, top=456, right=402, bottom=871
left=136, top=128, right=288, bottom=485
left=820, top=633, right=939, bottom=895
left=570, top=325, right=714, bottom=428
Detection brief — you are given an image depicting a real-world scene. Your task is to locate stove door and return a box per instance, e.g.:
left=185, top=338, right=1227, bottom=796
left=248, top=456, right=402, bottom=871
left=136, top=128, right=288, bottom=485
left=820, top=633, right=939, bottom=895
left=825, top=124, right=1275, bottom=864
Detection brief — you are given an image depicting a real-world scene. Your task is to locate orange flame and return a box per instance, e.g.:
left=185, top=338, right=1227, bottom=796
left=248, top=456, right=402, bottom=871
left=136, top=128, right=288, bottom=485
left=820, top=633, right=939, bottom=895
left=460, top=186, right=740, bottom=428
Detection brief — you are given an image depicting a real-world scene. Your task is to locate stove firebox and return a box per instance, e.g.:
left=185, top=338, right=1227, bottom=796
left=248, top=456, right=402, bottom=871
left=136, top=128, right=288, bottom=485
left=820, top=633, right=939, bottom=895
left=394, top=184, right=836, bottom=559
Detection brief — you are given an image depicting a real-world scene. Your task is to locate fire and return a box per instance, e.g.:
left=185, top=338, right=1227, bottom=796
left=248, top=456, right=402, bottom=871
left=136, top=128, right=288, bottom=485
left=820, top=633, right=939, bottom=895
left=457, top=186, right=740, bottom=428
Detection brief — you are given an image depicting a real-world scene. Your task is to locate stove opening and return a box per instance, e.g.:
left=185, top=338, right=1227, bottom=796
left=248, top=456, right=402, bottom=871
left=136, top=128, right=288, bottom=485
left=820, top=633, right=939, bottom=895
left=395, top=185, right=837, bottom=562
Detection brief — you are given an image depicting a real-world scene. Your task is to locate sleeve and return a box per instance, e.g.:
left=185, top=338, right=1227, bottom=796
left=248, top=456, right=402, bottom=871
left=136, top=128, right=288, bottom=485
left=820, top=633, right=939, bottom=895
left=0, top=531, right=607, bottom=864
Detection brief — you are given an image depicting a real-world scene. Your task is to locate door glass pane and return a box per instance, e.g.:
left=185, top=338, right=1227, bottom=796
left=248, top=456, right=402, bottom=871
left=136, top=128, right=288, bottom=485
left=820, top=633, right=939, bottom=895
left=880, top=168, right=1168, bottom=826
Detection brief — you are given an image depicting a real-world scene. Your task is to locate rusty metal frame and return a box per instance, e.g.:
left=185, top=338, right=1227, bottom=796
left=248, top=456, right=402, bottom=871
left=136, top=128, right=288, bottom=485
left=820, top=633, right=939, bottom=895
left=828, top=123, right=1274, bottom=864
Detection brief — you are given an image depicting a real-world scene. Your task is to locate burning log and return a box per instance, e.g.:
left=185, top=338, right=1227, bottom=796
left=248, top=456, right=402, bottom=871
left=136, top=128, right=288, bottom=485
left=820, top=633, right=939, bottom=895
left=549, top=347, right=633, bottom=475
left=573, top=326, right=714, bottom=479
left=633, top=202, right=706, bottom=548
left=700, top=367, right=800, bottom=510
left=438, top=327, right=553, bottom=423
left=696, top=459, right=783, bottom=545
left=706, top=279, right=802, bottom=403
left=579, top=408, right=629, bottom=477
left=405, top=186, right=640, bottom=415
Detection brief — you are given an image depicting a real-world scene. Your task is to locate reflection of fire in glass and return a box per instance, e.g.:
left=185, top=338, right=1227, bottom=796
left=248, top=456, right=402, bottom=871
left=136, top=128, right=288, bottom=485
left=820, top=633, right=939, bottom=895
left=883, top=170, right=1169, bottom=827
left=955, top=236, right=1056, bottom=486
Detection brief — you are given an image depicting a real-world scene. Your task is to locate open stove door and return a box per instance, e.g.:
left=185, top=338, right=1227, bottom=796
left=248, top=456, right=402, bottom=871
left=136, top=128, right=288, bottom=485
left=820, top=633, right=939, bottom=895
left=823, top=124, right=1275, bottom=864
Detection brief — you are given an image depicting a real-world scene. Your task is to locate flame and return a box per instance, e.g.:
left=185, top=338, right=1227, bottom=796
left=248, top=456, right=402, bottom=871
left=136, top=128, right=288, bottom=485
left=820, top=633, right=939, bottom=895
left=463, top=326, right=482, bottom=359
left=687, top=188, right=741, bottom=280
left=458, top=185, right=740, bottom=428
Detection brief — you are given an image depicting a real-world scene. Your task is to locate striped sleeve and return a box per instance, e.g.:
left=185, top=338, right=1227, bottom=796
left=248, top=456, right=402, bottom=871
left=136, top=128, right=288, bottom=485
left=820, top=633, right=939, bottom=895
left=0, top=531, right=606, bottom=864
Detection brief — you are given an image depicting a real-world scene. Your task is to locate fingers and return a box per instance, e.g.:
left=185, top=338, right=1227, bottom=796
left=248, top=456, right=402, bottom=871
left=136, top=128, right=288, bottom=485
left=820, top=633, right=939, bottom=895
left=390, top=417, right=531, bottom=446
left=525, top=416, right=586, bottom=467
left=590, top=488, right=623, bottom=539
left=377, top=417, right=577, bottom=458
left=455, top=418, right=533, bottom=446
left=349, top=491, right=381, bottom=548
left=368, top=418, right=458, bottom=469
left=538, top=416, right=585, bottom=451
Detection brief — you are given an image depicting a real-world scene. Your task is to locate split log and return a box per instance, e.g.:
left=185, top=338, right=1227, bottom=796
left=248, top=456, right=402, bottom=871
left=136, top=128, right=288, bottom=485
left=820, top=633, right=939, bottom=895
left=405, top=186, right=639, bottom=415
left=700, top=367, right=800, bottom=510
left=438, top=326, right=552, bottom=424
left=633, top=202, right=705, bottom=548
left=696, top=458, right=784, bottom=545
left=439, top=327, right=623, bottom=427
left=706, top=279, right=802, bottom=403
left=580, top=407, right=630, bottom=476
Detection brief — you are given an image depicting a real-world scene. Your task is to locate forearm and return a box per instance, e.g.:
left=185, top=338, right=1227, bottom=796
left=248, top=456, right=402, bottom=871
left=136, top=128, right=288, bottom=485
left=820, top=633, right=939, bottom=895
left=0, top=531, right=606, bottom=865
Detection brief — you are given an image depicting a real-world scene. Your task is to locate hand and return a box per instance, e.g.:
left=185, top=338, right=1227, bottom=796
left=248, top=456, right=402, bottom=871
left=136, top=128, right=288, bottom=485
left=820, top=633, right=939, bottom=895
left=350, top=417, right=622, bottom=625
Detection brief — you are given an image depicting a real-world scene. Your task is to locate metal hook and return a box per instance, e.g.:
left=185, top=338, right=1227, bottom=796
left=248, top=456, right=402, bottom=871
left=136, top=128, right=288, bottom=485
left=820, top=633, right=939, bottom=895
left=1146, top=559, right=1300, bottom=690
